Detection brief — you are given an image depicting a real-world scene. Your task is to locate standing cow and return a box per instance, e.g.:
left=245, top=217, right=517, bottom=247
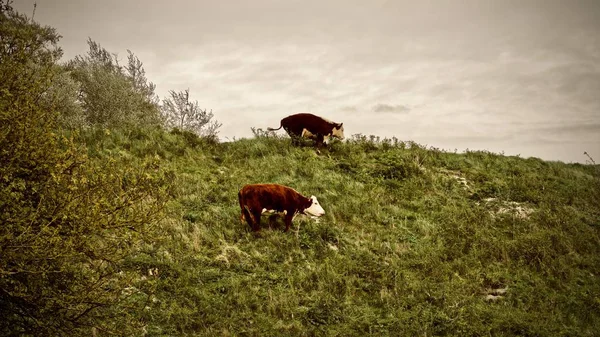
left=238, top=183, right=325, bottom=232
left=267, top=113, right=345, bottom=149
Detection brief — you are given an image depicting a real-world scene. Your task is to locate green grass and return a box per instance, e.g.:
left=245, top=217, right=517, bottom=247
left=86, top=129, right=600, bottom=336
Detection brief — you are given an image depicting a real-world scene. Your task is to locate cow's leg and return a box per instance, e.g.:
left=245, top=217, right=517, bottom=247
left=283, top=212, right=294, bottom=232
left=268, top=213, right=279, bottom=229
left=285, top=127, right=299, bottom=146
left=251, top=209, right=262, bottom=232
left=241, top=205, right=253, bottom=228
left=291, top=134, right=302, bottom=146
left=315, top=134, right=325, bottom=154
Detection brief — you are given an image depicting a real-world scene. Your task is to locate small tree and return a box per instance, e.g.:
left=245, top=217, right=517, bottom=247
left=125, top=49, right=159, bottom=106
left=42, top=68, right=86, bottom=129
left=66, top=39, right=162, bottom=129
left=161, top=89, right=221, bottom=138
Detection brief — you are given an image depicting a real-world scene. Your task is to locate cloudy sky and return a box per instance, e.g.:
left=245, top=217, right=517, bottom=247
left=15, top=0, right=600, bottom=163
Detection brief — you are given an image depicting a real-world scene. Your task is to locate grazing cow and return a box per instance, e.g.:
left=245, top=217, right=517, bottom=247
left=238, top=183, right=325, bottom=232
left=267, top=113, right=344, bottom=149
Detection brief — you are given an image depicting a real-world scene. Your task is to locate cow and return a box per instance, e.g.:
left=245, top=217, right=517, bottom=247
left=267, top=113, right=345, bottom=150
left=238, top=183, right=325, bottom=232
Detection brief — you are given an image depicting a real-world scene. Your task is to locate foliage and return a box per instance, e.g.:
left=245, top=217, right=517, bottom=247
left=0, top=3, right=173, bottom=335
left=65, top=39, right=162, bottom=129
left=43, top=68, right=86, bottom=129
left=0, top=0, right=62, bottom=114
left=161, top=88, right=221, bottom=138
left=124, top=49, right=160, bottom=106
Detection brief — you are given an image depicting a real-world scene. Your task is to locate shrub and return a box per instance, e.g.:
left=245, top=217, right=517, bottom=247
left=0, top=3, right=174, bottom=335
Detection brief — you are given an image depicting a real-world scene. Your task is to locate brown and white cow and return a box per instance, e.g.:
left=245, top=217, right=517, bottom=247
left=267, top=113, right=344, bottom=149
left=238, top=183, right=325, bottom=232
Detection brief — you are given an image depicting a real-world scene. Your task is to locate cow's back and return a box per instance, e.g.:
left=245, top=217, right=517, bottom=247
left=239, top=184, right=300, bottom=212
left=282, top=113, right=332, bottom=135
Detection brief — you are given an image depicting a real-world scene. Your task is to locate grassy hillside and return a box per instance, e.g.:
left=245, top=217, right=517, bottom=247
left=83, top=129, right=600, bottom=336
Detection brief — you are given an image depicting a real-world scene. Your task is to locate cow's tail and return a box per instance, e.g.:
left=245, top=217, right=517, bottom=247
left=267, top=121, right=282, bottom=131
left=238, top=191, right=253, bottom=224
left=238, top=191, right=245, bottom=220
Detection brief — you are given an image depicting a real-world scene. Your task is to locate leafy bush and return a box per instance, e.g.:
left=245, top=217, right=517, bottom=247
left=162, top=89, right=221, bottom=138
left=0, top=3, right=174, bottom=335
left=370, top=151, right=423, bottom=181
left=65, top=39, right=162, bottom=129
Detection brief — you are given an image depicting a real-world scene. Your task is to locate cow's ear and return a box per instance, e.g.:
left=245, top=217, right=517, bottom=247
left=339, top=123, right=343, bottom=128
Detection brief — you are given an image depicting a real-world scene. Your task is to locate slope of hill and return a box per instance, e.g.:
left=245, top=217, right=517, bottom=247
left=83, top=129, right=600, bottom=336
left=3, top=2, right=599, bottom=334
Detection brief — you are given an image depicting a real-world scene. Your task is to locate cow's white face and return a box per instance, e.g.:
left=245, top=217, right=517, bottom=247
left=305, top=196, right=325, bottom=217
left=332, top=123, right=344, bottom=140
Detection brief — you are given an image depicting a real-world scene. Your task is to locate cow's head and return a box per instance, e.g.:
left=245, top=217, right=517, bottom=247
left=304, top=196, right=325, bottom=217
left=332, top=123, right=344, bottom=140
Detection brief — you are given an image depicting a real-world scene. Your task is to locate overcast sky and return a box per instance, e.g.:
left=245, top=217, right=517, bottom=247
left=15, top=0, right=600, bottom=163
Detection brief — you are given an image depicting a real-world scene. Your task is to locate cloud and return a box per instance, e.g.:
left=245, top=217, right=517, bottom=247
left=372, top=104, right=410, bottom=114
left=340, top=106, right=358, bottom=113
left=531, top=122, right=600, bottom=138
left=13, top=0, right=600, bottom=162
